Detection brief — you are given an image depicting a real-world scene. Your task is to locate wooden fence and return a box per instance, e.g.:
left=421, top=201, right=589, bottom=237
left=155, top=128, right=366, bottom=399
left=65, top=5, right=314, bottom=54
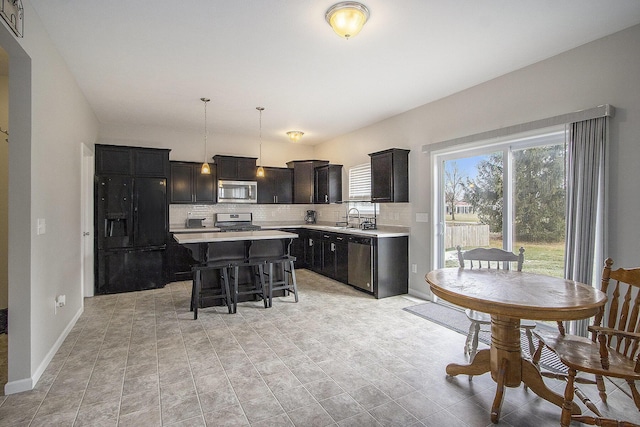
left=445, top=223, right=490, bottom=249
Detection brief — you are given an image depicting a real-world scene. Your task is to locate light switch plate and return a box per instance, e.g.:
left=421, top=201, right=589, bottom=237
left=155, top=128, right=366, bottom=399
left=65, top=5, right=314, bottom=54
left=37, top=218, right=46, bottom=235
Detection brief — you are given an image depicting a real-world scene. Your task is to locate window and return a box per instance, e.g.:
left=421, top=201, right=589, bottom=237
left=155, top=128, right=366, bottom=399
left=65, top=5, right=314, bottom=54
left=433, top=126, right=568, bottom=278
left=348, top=163, right=371, bottom=201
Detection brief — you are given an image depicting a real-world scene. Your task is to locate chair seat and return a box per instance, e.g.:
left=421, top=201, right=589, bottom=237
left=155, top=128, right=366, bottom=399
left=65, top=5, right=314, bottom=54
left=465, top=309, right=491, bottom=324
left=534, top=330, right=640, bottom=380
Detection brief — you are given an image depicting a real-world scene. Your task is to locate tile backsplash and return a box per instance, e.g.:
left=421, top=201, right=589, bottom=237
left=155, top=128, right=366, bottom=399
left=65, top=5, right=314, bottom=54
left=170, top=203, right=411, bottom=228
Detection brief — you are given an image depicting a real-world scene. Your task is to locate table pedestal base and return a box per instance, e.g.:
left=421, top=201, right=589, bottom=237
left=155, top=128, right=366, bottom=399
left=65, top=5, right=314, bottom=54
left=445, top=315, right=581, bottom=423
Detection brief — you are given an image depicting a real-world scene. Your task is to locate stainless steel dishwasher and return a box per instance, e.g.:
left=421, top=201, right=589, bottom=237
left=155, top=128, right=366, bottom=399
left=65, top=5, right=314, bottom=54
left=348, top=236, right=373, bottom=291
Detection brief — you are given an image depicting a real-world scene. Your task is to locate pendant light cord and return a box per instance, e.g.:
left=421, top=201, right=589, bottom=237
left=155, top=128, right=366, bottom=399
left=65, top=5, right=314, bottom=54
left=257, top=107, right=264, bottom=167
left=203, top=99, right=208, bottom=159
left=259, top=108, right=262, bottom=166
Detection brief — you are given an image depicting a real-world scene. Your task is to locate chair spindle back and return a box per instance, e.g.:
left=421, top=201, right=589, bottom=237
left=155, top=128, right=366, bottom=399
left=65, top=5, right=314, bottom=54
left=596, top=258, right=640, bottom=362
left=456, top=246, right=525, bottom=272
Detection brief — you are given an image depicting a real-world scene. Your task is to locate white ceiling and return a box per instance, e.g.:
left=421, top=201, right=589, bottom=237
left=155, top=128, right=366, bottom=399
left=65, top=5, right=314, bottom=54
left=30, top=1, right=640, bottom=145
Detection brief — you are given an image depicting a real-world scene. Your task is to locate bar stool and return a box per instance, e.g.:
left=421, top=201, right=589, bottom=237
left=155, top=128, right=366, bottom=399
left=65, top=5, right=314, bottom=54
left=228, top=259, right=269, bottom=313
left=191, top=260, right=234, bottom=319
left=263, top=255, right=298, bottom=307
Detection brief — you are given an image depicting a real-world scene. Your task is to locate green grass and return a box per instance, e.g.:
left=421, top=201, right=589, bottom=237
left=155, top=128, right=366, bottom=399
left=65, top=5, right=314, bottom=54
left=515, top=241, right=565, bottom=277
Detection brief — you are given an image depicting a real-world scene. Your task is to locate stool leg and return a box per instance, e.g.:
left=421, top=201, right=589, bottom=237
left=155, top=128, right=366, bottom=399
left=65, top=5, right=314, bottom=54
left=288, top=260, right=298, bottom=302
left=221, top=267, right=233, bottom=314
left=268, top=262, right=274, bottom=308
left=190, top=275, right=195, bottom=312
left=193, top=270, right=201, bottom=320
left=231, top=266, right=239, bottom=314
left=258, top=263, right=268, bottom=308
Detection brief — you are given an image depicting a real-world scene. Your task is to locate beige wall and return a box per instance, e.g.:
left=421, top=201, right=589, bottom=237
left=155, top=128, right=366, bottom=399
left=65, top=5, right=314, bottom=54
left=2, top=0, right=99, bottom=393
left=315, top=24, right=640, bottom=298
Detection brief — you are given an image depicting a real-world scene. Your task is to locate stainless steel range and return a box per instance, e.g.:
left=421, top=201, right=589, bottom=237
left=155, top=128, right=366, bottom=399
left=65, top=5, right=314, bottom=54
left=214, top=213, right=262, bottom=232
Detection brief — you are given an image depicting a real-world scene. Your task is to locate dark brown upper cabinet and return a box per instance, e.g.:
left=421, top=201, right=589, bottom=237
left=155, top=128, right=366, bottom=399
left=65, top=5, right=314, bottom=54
left=286, top=160, right=329, bottom=204
left=95, top=144, right=170, bottom=177
left=314, top=164, right=343, bottom=204
left=369, top=148, right=409, bottom=203
left=169, top=161, right=216, bottom=204
left=213, top=155, right=257, bottom=181
left=257, top=167, right=293, bottom=204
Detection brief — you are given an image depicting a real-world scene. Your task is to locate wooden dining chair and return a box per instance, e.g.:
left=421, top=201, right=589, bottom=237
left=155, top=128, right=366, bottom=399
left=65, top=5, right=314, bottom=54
left=532, top=258, right=640, bottom=427
left=456, top=246, right=534, bottom=360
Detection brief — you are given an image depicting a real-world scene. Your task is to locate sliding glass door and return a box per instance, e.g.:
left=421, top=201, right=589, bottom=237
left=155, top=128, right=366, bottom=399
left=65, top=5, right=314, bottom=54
left=433, top=127, right=567, bottom=278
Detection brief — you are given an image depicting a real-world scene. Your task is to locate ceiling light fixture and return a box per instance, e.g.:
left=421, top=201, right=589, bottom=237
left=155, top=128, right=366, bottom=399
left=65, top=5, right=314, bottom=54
left=286, top=131, right=304, bottom=142
left=325, top=2, right=370, bottom=40
left=256, top=107, right=265, bottom=178
left=200, top=97, right=211, bottom=175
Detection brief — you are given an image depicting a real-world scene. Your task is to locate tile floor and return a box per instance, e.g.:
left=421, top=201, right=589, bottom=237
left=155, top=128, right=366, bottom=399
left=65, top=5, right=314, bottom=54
left=0, top=269, right=638, bottom=426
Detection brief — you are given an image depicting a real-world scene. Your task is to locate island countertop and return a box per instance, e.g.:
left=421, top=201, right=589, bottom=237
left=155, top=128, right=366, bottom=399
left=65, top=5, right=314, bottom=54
left=173, top=229, right=299, bottom=244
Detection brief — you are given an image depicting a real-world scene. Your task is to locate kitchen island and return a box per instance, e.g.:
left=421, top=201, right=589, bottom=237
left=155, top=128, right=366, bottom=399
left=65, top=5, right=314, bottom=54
left=174, top=229, right=298, bottom=263
left=175, top=229, right=299, bottom=310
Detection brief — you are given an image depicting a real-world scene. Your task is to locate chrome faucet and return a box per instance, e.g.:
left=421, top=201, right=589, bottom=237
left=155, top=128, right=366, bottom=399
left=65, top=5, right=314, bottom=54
left=347, top=207, right=361, bottom=229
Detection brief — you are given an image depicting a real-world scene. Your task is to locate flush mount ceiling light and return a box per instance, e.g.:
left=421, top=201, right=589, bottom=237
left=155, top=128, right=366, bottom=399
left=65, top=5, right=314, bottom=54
left=200, top=97, right=211, bottom=175
left=256, top=107, right=265, bottom=178
left=325, top=1, right=370, bottom=40
left=286, top=131, right=304, bottom=142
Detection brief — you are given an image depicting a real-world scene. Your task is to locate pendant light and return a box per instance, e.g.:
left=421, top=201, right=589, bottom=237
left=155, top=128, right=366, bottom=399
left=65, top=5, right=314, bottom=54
left=256, top=107, right=265, bottom=178
left=200, top=97, right=211, bottom=174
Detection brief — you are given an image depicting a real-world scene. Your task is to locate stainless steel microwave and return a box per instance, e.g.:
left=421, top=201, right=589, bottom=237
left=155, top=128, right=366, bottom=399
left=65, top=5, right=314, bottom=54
left=217, top=180, right=257, bottom=204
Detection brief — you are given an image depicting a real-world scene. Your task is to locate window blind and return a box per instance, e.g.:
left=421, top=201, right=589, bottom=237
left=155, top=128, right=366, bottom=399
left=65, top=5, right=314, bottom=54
left=349, top=163, right=371, bottom=200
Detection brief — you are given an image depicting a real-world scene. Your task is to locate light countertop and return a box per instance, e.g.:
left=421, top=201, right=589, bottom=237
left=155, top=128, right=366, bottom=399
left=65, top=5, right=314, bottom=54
left=170, top=223, right=409, bottom=238
left=173, top=229, right=298, bottom=244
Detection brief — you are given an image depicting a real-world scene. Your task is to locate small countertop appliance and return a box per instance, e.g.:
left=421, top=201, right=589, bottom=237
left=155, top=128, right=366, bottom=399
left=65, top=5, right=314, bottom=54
left=304, top=210, right=317, bottom=224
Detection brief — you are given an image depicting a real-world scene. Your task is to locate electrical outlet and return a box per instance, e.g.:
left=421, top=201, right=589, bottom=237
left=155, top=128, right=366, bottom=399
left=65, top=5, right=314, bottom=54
left=411, top=264, right=417, bottom=273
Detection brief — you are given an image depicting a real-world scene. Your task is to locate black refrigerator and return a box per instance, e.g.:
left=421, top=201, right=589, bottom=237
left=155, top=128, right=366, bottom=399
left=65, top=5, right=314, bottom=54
left=95, top=175, right=168, bottom=294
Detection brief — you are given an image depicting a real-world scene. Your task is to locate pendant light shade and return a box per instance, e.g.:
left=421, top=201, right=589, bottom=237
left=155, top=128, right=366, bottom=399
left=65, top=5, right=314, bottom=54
left=200, top=97, right=211, bottom=174
left=325, top=2, right=370, bottom=39
left=256, top=107, right=265, bottom=178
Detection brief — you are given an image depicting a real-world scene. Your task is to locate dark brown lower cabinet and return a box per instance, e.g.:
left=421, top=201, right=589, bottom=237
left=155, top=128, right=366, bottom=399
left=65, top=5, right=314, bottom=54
left=298, top=229, right=408, bottom=299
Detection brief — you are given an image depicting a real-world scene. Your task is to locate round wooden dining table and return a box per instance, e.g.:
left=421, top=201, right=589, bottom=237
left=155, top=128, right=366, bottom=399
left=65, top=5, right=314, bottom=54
left=425, top=267, right=607, bottom=423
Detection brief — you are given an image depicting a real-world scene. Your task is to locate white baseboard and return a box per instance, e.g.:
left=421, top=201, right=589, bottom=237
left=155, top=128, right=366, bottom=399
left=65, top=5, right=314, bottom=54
left=4, top=305, right=84, bottom=395
left=408, top=289, right=432, bottom=301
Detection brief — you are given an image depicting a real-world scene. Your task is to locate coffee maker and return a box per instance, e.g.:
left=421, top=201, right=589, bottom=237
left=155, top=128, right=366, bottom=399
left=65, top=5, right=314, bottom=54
left=304, top=210, right=317, bottom=224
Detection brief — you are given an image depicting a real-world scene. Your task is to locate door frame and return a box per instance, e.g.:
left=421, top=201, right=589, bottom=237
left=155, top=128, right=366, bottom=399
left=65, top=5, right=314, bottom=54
left=81, top=143, right=94, bottom=298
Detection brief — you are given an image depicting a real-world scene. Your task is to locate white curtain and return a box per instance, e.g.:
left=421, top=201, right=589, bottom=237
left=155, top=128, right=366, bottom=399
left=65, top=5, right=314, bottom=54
left=564, top=117, right=608, bottom=336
